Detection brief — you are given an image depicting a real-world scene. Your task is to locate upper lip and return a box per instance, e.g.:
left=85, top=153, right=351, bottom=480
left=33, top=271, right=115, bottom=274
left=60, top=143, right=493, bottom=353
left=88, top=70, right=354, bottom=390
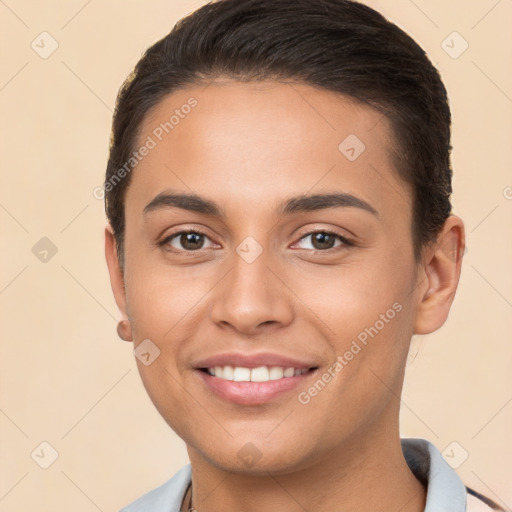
left=194, top=351, right=319, bottom=370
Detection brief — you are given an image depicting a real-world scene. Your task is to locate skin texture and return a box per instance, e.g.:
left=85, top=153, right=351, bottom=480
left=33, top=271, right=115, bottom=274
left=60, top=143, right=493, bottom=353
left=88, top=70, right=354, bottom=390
left=105, top=79, right=465, bottom=512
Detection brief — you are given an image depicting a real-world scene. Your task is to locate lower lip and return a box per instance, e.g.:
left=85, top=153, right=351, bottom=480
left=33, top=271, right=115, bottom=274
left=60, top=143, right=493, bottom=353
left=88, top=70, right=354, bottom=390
left=195, top=369, right=317, bottom=405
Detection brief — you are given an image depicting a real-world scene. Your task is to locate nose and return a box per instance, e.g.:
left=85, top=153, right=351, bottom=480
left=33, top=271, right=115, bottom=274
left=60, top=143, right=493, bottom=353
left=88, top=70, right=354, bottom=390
left=209, top=245, right=294, bottom=335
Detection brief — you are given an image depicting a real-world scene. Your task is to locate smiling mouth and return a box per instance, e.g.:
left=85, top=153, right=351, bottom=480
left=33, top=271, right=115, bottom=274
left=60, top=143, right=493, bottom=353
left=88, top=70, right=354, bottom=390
left=199, top=365, right=318, bottom=383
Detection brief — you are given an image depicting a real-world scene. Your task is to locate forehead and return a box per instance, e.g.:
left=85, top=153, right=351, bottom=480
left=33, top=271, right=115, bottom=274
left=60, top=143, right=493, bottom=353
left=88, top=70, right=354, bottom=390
left=126, top=79, right=410, bottom=222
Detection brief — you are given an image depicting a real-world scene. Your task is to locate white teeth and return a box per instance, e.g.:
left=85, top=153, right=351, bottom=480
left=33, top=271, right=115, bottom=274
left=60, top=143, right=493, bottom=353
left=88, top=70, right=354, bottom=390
left=283, top=367, right=295, bottom=377
left=233, top=367, right=251, bottom=382
left=250, top=366, right=269, bottom=382
left=222, top=365, right=234, bottom=380
left=269, top=366, right=284, bottom=380
left=206, top=365, right=310, bottom=382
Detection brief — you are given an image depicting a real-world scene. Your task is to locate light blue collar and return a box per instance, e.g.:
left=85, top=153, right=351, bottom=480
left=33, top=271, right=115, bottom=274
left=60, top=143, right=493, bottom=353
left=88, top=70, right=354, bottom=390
left=401, top=438, right=467, bottom=511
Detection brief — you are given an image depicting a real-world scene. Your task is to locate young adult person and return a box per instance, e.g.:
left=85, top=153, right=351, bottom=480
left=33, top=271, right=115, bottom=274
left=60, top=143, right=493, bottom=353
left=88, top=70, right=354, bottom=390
left=103, top=1, right=504, bottom=510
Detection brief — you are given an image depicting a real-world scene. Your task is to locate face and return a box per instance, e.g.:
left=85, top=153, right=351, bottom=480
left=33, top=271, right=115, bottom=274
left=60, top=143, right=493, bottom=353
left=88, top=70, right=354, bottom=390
left=106, top=79, right=449, bottom=474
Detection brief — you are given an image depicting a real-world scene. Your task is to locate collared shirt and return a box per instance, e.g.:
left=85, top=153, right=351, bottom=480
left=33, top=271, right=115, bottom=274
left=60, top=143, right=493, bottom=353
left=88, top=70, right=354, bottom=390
left=119, top=437, right=499, bottom=512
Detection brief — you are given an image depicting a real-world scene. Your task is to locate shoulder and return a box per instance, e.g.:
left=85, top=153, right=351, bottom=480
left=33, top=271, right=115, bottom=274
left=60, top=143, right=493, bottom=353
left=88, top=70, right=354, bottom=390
left=401, top=438, right=507, bottom=512
left=119, top=464, right=192, bottom=512
left=466, top=487, right=509, bottom=512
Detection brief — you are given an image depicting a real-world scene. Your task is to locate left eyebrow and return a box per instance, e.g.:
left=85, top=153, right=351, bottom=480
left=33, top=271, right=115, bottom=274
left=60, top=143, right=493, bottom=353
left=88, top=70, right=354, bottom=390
left=279, top=192, right=379, bottom=217
left=143, top=189, right=379, bottom=218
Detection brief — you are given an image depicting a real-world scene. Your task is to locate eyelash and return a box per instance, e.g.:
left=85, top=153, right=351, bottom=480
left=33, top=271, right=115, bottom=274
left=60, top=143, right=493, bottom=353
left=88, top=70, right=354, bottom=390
left=157, top=228, right=354, bottom=254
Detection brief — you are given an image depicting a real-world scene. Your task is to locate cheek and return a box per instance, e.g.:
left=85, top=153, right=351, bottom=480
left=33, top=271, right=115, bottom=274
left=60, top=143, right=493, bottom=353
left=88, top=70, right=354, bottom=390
left=124, top=254, right=210, bottom=340
left=293, top=256, right=410, bottom=337
left=298, top=252, right=416, bottom=390
left=135, top=360, right=200, bottom=442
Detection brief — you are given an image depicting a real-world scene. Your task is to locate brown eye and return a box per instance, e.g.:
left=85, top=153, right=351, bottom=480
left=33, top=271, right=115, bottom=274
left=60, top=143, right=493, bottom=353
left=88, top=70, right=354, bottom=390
left=160, top=230, right=214, bottom=252
left=311, top=232, right=336, bottom=250
left=179, top=232, right=205, bottom=250
left=295, top=230, right=352, bottom=251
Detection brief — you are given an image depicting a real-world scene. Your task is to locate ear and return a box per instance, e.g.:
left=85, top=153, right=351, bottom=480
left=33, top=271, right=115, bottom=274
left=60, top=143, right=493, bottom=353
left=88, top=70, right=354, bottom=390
left=104, top=225, right=133, bottom=342
left=413, top=215, right=466, bottom=335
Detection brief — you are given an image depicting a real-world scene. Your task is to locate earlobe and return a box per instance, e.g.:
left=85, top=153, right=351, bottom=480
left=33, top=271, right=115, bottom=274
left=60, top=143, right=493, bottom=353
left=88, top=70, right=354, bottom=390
left=413, top=215, right=465, bottom=335
left=104, top=225, right=133, bottom=342
left=116, top=319, right=133, bottom=342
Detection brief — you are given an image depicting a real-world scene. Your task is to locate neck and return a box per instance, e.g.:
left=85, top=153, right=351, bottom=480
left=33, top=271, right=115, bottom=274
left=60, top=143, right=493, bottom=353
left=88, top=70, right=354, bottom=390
left=185, top=421, right=426, bottom=512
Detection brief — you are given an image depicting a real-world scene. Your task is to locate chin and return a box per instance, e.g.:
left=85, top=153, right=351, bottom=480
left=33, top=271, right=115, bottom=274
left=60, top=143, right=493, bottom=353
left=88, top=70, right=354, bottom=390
left=191, top=439, right=316, bottom=476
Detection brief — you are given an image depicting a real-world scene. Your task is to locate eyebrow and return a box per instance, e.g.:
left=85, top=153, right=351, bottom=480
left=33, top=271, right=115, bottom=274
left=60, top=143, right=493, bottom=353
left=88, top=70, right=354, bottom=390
left=143, top=189, right=379, bottom=218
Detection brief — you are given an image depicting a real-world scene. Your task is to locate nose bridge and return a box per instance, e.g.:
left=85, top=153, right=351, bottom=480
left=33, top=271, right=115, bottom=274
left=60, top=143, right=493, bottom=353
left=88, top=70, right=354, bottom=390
left=209, top=237, right=293, bottom=332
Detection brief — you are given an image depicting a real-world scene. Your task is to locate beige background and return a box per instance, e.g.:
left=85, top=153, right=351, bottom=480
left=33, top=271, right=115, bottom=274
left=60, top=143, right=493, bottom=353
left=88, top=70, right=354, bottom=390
left=0, top=0, right=511, bottom=510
